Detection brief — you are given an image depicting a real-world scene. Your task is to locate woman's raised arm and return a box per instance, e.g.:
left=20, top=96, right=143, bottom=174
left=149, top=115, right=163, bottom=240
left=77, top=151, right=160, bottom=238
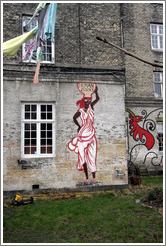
left=91, top=86, right=100, bottom=109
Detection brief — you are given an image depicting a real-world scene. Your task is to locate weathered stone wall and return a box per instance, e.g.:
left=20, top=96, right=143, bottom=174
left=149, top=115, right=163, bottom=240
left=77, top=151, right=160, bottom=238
left=121, top=3, right=163, bottom=173
left=3, top=3, right=163, bottom=96
left=3, top=68, right=127, bottom=191
left=3, top=3, right=124, bottom=69
left=121, top=3, right=163, bottom=98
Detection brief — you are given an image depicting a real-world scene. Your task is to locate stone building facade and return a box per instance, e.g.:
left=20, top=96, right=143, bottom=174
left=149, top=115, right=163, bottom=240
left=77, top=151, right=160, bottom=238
left=3, top=3, right=163, bottom=192
left=122, top=3, right=163, bottom=173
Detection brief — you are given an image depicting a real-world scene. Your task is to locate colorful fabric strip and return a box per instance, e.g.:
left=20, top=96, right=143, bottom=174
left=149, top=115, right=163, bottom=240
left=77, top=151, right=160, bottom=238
left=3, top=27, right=37, bottom=57
left=36, top=4, right=50, bottom=49
left=33, top=45, right=42, bottom=84
left=23, top=3, right=46, bottom=32
left=45, top=3, right=57, bottom=40
left=22, top=39, right=36, bottom=61
left=39, top=4, right=51, bottom=42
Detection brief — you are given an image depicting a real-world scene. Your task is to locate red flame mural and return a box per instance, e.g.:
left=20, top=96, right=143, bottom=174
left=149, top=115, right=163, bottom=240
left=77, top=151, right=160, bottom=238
left=126, top=109, right=155, bottom=150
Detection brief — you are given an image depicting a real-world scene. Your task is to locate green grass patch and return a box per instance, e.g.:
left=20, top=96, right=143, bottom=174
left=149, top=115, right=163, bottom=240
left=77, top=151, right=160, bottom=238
left=141, top=176, right=163, bottom=186
left=3, top=176, right=163, bottom=243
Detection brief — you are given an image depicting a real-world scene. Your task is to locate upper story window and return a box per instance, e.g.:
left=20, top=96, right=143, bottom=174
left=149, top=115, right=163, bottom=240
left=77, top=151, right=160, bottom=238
left=153, top=72, right=163, bottom=98
left=22, top=16, right=55, bottom=63
left=150, top=24, right=163, bottom=51
left=21, top=103, right=56, bottom=158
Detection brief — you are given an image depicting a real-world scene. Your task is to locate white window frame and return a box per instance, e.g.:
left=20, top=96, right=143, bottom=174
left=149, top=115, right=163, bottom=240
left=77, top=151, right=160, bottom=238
left=153, top=72, right=163, bottom=98
left=21, top=102, right=56, bottom=158
left=22, top=16, right=55, bottom=64
left=150, top=24, right=163, bottom=51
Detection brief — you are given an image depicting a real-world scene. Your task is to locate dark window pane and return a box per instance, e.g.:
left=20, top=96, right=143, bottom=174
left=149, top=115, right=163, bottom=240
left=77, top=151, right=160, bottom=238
left=31, top=124, right=36, bottom=130
left=42, top=46, right=46, bottom=52
left=47, top=131, right=52, bottom=138
left=25, top=139, right=30, bottom=146
left=47, top=124, right=52, bottom=130
left=47, top=139, right=52, bottom=145
left=41, top=105, right=46, bottom=112
left=47, top=46, right=52, bottom=53
left=31, top=146, right=37, bottom=154
left=41, top=54, right=46, bottom=61
left=31, top=131, right=36, bottom=138
left=25, top=132, right=30, bottom=138
left=32, top=51, right=37, bottom=60
left=25, top=124, right=30, bottom=130
left=158, top=133, right=163, bottom=151
left=41, top=131, right=46, bottom=138
left=47, top=105, right=52, bottom=111
left=31, top=139, right=36, bottom=146
left=25, top=113, right=30, bottom=119
left=41, top=147, right=46, bottom=153
left=25, top=105, right=30, bottom=111
left=159, top=146, right=163, bottom=151
left=41, top=113, right=46, bottom=119
left=24, top=147, right=30, bottom=154
left=47, top=146, right=52, bottom=153
left=31, top=112, right=37, bottom=119
left=41, top=124, right=46, bottom=130
left=47, top=54, right=51, bottom=61
left=31, top=105, right=37, bottom=111
left=47, top=40, right=51, bottom=45
left=41, top=139, right=46, bottom=145
left=47, top=113, right=52, bottom=119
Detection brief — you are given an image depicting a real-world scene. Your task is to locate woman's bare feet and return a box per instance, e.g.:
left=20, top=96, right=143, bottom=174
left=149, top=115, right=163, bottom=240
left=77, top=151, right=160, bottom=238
left=86, top=179, right=90, bottom=185
left=93, top=178, right=97, bottom=183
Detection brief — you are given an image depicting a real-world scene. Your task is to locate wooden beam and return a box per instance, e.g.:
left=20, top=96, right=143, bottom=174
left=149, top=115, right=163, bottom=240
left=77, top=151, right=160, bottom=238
left=96, top=36, right=163, bottom=68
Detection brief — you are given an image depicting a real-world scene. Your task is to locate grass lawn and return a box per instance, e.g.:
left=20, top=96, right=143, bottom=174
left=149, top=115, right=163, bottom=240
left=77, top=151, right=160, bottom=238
left=141, top=175, right=163, bottom=186
left=3, top=176, right=163, bottom=243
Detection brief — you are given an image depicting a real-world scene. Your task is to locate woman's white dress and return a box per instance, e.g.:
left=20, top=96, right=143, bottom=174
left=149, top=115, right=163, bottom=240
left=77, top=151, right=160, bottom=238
left=68, top=105, right=97, bottom=172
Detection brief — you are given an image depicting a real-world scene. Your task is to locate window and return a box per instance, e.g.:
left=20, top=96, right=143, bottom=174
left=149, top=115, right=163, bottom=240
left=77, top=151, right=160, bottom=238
left=150, top=24, right=163, bottom=51
left=156, top=122, right=163, bottom=152
left=153, top=72, right=163, bottom=98
left=22, top=103, right=55, bottom=157
left=22, top=16, right=54, bottom=63
left=157, top=133, right=163, bottom=151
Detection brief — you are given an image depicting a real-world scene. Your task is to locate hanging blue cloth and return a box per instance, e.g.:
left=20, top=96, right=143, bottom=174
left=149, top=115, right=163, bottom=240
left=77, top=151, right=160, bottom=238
left=45, top=3, right=57, bottom=40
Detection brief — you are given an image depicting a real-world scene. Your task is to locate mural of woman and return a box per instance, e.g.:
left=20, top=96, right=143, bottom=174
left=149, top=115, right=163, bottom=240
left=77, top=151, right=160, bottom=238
left=68, top=83, right=100, bottom=184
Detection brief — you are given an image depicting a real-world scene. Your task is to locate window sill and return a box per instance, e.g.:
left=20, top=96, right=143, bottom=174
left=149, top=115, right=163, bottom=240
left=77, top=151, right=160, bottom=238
left=22, top=60, right=55, bottom=65
left=21, top=155, right=56, bottom=159
left=151, top=49, right=163, bottom=53
left=154, top=96, right=163, bottom=100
